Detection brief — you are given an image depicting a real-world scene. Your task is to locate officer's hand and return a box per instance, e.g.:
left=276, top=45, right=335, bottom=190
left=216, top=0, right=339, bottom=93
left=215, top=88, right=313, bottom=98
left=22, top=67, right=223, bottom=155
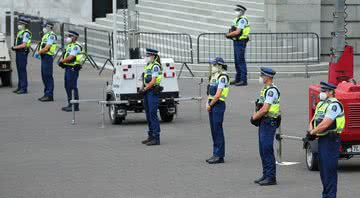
left=305, top=130, right=316, bottom=141
left=58, top=62, right=65, bottom=68
left=207, top=105, right=211, bottom=112
left=225, top=34, right=231, bottom=39
left=11, top=46, right=16, bottom=51
left=138, top=88, right=146, bottom=95
left=250, top=116, right=260, bottom=127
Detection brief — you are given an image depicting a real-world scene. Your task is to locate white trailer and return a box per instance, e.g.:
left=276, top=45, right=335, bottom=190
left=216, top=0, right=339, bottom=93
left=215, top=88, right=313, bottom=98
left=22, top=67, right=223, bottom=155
left=0, top=33, right=12, bottom=87
left=106, top=58, right=180, bottom=124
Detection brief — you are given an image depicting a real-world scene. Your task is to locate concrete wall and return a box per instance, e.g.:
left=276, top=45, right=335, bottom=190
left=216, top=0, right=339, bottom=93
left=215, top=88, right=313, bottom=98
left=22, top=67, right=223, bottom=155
left=0, top=0, right=92, bottom=33
left=264, top=0, right=322, bottom=36
left=320, top=0, right=360, bottom=63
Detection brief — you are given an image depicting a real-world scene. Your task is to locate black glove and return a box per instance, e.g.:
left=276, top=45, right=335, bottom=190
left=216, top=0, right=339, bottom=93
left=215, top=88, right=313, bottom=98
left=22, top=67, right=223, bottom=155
left=250, top=116, right=261, bottom=127
left=138, top=88, right=146, bottom=95
left=74, top=66, right=82, bottom=71
left=225, top=34, right=232, bottom=39
left=11, top=46, right=16, bottom=51
left=305, top=130, right=317, bottom=141
left=58, top=62, right=65, bottom=69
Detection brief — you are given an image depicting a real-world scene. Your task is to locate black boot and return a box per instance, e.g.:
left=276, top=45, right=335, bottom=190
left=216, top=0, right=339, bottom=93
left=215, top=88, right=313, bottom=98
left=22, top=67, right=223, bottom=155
left=142, top=137, right=153, bottom=144
left=230, top=80, right=239, bottom=85
left=234, top=81, right=248, bottom=86
left=258, top=178, right=277, bottom=186
left=39, top=96, right=54, bottom=102
left=206, top=156, right=224, bottom=164
left=16, top=90, right=27, bottom=94
left=254, top=176, right=266, bottom=184
left=61, top=105, right=79, bottom=112
left=146, top=139, right=160, bottom=146
left=13, top=88, right=20, bottom=93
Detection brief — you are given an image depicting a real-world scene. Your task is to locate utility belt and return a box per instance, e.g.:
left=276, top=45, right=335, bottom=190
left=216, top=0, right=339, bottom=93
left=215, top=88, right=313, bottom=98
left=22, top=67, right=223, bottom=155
left=15, top=48, right=30, bottom=54
left=208, top=99, right=225, bottom=105
left=64, top=65, right=82, bottom=71
left=261, top=115, right=281, bottom=128
left=318, top=131, right=340, bottom=140
left=233, top=38, right=249, bottom=43
left=41, top=54, right=53, bottom=59
left=148, top=85, right=163, bottom=94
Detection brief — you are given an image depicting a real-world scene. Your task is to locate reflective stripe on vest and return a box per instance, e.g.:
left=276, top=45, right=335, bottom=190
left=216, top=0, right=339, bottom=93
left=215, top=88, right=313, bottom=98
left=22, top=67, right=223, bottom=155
left=232, top=15, right=251, bottom=40
left=63, top=42, right=84, bottom=66
left=258, top=85, right=281, bottom=118
left=313, top=98, right=345, bottom=136
left=143, top=61, right=162, bottom=86
left=208, top=73, right=230, bottom=102
left=15, top=29, right=32, bottom=48
left=39, top=31, right=57, bottom=56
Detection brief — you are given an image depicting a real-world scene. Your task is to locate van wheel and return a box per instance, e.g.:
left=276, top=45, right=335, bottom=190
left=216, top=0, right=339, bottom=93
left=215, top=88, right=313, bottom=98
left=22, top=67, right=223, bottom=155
left=108, top=96, right=123, bottom=124
left=306, top=143, right=319, bottom=171
left=1, top=71, right=12, bottom=87
left=159, top=108, right=174, bottom=122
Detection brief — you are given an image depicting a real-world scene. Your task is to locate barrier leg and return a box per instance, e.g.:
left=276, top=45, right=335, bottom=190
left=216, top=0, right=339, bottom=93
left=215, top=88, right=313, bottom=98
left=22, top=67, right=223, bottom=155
left=276, top=126, right=283, bottom=163
left=72, top=90, right=76, bottom=125
left=100, top=103, right=105, bottom=129
left=275, top=124, right=301, bottom=166
left=198, top=78, right=203, bottom=120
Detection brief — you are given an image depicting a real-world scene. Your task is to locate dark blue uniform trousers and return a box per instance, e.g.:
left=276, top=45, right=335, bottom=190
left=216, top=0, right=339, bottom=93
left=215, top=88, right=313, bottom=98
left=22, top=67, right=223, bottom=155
left=41, top=54, right=54, bottom=97
left=15, top=51, right=28, bottom=92
left=318, top=135, right=340, bottom=198
left=64, top=67, right=79, bottom=109
left=233, top=40, right=247, bottom=82
left=208, top=101, right=226, bottom=157
left=258, top=118, right=277, bottom=179
left=144, top=89, right=160, bottom=140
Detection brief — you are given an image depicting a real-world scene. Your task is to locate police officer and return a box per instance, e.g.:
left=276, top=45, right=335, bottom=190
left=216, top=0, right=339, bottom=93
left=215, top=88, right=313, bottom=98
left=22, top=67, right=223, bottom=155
left=226, top=5, right=250, bottom=86
left=37, top=22, right=57, bottom=102
left=251, top=67, right=280, bottom=186
left=308, top=81, right=345, bottom=198
left=139, top=48, right=162, bottom=146
left=206, top=57, right=230, bottom=164
left=59, top=31, right=83, bottom=112
left=11, top=17, right=32, bottom=94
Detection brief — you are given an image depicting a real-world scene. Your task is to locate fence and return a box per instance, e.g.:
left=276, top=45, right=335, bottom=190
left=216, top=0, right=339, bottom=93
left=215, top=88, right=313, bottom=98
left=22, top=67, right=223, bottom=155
left=113, top=31, right=129, bottom=60
left=10, top=13, right=321, bottom=67
left=135, top=32, right=193, bottom=64
left=197, top=32, right=320, bottom=64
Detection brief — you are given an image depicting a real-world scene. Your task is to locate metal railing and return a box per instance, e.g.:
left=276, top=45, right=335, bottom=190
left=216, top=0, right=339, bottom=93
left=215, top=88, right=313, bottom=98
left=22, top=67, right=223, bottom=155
left=197, top=32, right=320, bottom=64
left=113, top=31, right=129, bottom=60
left=136, top=32, right=193, bottom=64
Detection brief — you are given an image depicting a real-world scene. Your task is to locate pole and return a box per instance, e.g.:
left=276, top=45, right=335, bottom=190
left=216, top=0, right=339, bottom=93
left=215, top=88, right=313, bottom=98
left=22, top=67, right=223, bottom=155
left=198, top=78, right=203, bottom=120
left=277, top=126, right=283, bottom=163
left=10, top=0, right=14, bottom=45
left=72, top=90, right=76, bottom=125
left=112, top=0, right=118, bottom=65
left=101, top=103, right=105, bottom=128
left=127, top=0, right=137, bottom=59
left=331, top=0, right=346, bottom=63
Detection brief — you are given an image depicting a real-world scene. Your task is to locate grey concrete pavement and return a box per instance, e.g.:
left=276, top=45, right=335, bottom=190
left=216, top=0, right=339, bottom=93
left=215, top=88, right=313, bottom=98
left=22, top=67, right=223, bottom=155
left=0, top=56, right=360, bottom=198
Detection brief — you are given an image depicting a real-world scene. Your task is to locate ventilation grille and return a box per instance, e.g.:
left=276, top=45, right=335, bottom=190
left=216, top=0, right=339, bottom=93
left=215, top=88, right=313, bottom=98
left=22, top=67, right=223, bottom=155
left=348, top=103, right=360, bottom=128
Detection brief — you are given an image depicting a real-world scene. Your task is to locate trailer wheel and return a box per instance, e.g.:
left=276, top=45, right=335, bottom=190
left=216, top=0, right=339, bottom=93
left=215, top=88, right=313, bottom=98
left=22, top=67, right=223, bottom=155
left=305, top=143, right=319, bottom=171
left=109, top=104, right=124, bottom=124
left=0, top=71, right=12, bottom=87
left=159, top=108, right=174, bottom=122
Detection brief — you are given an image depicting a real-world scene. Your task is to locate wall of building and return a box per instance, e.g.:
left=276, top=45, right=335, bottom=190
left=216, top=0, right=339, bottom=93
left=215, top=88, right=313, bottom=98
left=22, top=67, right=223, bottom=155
left=0, top=0, right=92, bottom=33
left=264, top=0, right=322, bottom=37
left=320, top=0, right=360, bottom=62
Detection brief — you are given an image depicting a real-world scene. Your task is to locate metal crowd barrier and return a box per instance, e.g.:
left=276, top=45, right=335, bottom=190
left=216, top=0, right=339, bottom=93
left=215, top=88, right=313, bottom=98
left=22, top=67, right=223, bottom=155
left=135, top=32, right=194, bottom=78
left=61, top=23, right=113, bottom=71
left=113, top=31, right=129, bottom=60
left=197, top=32, right=320, bottom=64
left=69, top=79, right=204, bottom=128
